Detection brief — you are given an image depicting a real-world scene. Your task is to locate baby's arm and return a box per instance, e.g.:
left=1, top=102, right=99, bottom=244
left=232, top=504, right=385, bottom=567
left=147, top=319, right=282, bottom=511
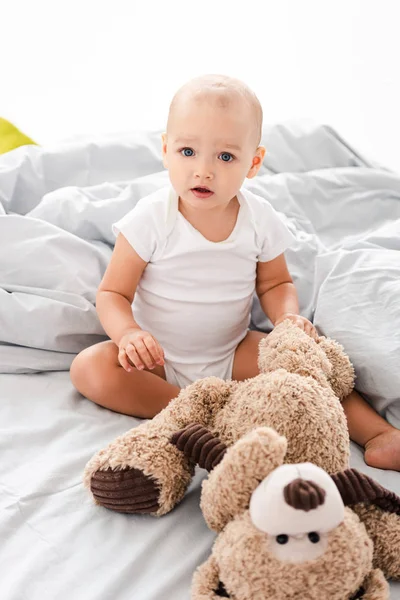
left=256, top=253, right=317, bottom=338
left=96, top=233, right=164, bottom=370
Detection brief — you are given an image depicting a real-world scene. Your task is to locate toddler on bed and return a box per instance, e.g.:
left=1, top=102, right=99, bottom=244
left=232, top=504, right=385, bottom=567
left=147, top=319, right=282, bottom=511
left=70, top=74, right=400, bottom=472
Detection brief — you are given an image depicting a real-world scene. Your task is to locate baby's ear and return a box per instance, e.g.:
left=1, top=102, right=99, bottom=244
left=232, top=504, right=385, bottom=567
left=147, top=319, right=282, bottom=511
left=161, top=132, right=168, bottom=169
left=246, top=145, right=266, bottom=179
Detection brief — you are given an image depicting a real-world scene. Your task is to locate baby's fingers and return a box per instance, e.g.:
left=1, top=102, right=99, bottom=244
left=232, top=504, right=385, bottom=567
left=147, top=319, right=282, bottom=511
left=305, top=322, right=318, bottom=340
left=125, top=343, right=145, bottom=370
left=131, top=340, right=155, bottom=370
left=156, top=344, right=165, bottom=365
left=293, top=317, right=306, bottom=331
left=118, top=348, right=134, bottom=372
left=144, top=337, right=164, bottom=366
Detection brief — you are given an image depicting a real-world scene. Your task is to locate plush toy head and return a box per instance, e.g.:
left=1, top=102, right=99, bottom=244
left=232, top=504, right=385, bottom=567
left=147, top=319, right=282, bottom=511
left=176, top=426, right=399, bottom=600
left=249, top=463, right=345, bottom=563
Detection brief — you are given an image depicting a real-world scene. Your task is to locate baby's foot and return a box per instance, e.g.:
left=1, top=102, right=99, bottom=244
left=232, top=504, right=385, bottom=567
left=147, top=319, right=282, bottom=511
left=364, top=427, right=400, bottom=472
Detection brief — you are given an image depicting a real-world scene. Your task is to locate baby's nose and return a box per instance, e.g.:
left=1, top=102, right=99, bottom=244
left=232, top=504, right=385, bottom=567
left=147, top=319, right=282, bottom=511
left=194, top=161, right=214, bottom=179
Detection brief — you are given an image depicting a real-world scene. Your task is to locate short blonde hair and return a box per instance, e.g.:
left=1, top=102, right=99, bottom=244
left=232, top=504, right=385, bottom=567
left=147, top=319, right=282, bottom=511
left=167, top=74, right=263, bottom=147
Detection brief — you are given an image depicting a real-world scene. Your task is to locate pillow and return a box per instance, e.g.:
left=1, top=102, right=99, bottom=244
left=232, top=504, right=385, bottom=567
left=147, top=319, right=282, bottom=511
left=313, top=222, right=400, bottom=427
left=0, top=117, right=37, bottom=154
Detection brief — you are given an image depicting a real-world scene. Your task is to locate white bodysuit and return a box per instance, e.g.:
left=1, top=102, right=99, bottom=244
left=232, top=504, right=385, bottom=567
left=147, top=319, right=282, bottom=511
left=113, top=186, right=295, bottom=388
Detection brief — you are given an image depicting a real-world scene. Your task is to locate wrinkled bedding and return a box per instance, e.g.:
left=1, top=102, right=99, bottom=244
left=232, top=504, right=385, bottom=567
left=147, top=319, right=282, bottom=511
left=0, top=122, right=399, bottom=599
left=1, top=122, right=399, bottom=425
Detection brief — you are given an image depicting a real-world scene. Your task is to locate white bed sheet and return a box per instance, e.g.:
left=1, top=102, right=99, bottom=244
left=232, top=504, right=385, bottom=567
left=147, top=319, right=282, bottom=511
left=0, top=372, right=215, bottom=600
left=1, top=371, right=399, bottom=600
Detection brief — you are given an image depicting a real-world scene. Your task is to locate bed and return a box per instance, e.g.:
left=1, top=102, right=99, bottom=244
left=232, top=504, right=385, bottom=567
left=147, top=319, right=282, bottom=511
left=1, top=121, right=399, bottom=599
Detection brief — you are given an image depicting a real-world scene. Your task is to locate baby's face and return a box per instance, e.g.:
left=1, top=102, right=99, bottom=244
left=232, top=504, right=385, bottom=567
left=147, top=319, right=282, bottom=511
left=162, top=97, right=265, bottom=210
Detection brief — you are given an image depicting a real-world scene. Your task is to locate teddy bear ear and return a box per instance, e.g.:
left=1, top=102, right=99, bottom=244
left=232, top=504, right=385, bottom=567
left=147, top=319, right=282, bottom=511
left=316, top=336, right=355, bottom=400
left=178, top=426, right=287, bottom=533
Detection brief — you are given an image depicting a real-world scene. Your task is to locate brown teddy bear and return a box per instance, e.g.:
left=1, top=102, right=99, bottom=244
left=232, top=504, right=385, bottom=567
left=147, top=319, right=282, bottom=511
left=84, top=320, right=400, bottom=583
left=175, top=425, right=399, bottom=599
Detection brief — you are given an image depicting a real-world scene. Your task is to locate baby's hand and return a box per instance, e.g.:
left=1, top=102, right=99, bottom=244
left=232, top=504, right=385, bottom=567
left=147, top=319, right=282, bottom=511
left=274, top=313, right=318, bottom=340
left=118, top=328, right=165, bottom=372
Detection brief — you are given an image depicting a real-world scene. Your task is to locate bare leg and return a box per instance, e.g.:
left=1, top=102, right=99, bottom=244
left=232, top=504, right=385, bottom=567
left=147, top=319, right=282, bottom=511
left=70, top=341, right=180, bottom=419
left=342, top=390, right=400, bottom=471
left=233, top=331, right=400, bottom=472
left=232, top=330, right=267, bottom=381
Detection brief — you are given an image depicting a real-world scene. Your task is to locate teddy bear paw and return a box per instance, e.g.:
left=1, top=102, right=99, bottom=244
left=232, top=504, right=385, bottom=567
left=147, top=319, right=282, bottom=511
left=90, top=466, right=160, bottom=514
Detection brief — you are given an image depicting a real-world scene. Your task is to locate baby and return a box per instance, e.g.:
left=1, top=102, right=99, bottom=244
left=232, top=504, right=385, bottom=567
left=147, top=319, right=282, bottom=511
left=71, top=74, right=400, bottom=472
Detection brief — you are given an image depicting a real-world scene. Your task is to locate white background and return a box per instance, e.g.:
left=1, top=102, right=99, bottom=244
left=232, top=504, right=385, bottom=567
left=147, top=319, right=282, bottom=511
left=2, top=0, right=400, bottom=171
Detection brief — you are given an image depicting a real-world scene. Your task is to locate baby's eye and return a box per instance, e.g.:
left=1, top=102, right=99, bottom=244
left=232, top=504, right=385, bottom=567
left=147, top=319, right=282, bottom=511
left=181, top=148, right=194, bottom=157
left=219, top=152, right=234, bottom=162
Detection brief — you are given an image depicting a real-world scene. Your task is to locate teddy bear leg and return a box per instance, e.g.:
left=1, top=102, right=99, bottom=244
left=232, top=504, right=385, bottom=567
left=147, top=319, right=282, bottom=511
left=84, top=377, right=233, bottom=516
left=352, top=504, right=400, bottom=580
left=84, top=417, right=194, bottom=515
left=191, top=555, right=226, bottom=599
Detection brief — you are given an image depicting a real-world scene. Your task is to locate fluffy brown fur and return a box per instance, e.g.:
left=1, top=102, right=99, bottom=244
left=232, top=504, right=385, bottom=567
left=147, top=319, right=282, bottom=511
left=85, top=321, right=351, bottom=507
left=84, top=320, right=400, bottom=595
left=191, top=426, right=392, bottom=599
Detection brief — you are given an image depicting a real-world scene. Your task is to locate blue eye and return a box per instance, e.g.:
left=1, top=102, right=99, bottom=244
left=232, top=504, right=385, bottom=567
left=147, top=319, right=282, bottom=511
left=219, top=152, right=233, bottom=162
left=181, top=148, right=194, bottom=157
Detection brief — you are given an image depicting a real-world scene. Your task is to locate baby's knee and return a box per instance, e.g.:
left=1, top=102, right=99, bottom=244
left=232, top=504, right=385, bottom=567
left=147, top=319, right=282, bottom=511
left=70, top=350, right=93, bottom=395
left=70, top=342, right=116, bottom=397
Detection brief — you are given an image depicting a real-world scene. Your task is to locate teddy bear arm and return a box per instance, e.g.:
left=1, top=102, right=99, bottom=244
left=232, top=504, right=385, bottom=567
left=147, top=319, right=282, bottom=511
left=191, top=555, right=224, bottom=600
left=352, top=504, right=400, bottom=580
left=83, top=377, right=234, bottom=516
left=200, top=427, right=287, bottom=532
left=315, top=336, right=355, bottom=399
left=360, top=568, right=389, bottom=600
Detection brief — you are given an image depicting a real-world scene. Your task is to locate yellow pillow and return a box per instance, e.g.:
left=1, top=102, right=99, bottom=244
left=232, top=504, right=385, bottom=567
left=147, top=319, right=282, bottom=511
left=0, top=118, right=37, bottom=154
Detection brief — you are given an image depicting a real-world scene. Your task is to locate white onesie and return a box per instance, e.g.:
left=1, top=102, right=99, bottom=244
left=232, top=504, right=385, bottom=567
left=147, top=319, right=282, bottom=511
left=113, top=185, right=295, bottom=388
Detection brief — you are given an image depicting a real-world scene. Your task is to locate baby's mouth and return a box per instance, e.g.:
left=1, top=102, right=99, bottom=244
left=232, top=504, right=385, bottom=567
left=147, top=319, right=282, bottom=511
left=191, top=187, right=214, bottom=198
